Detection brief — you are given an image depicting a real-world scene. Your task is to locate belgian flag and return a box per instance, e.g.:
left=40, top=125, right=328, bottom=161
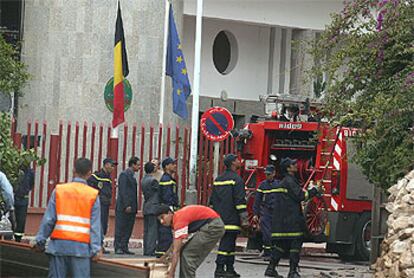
left=113, top=1, right=129, bottom=128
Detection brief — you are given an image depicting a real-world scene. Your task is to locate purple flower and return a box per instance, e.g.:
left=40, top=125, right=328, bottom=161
left=376, top=12, right=384, bottom=31
left=406, top=72, right=414, bottom=86
left=379, top=0, right=389, bottom=7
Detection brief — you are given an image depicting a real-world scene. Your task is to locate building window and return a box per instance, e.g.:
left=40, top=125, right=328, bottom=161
left=212, top=31, right=238, bottom=75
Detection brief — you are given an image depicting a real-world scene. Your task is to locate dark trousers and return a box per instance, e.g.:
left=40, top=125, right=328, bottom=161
left=216, top=231, right=238, bottom=266
left=271, top=238, right=303, bottom=269
left=155, top=224, right=173, bottom=256
left=114, top=210, right=136, bottom=251
left=101, top=204, right=110, bottom=236
left=100, top=204, right=110, bottom=246
left=260, top=215, right=272, bottom=256
left=143, top=214, right=158, bottom=256
left=14, top=198, right=29, bottom=242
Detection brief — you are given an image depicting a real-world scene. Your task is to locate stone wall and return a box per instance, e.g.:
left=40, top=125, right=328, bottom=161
left=17, top=0, right=184, bottom=132
left=374, top=170, right=414, bottom=278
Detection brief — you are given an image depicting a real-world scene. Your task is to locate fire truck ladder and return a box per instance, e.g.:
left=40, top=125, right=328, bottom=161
left=303, top=126, right=342, bottom=237
left=304, top=126, right=342, bottom=189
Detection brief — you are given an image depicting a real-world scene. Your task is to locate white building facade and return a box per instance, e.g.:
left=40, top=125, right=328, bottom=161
left=182, top=0, right=342, bottom=126
left=3, top=0, right=343, bottom=128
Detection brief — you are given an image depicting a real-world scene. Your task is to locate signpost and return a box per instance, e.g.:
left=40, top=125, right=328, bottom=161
left=200, top=107, right=234, bottom=178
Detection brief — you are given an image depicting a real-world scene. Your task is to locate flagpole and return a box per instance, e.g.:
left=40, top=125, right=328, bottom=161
left=159, top=0, right=170, bottom=126
left=188, top=0, right=203, bottom=204
left=112, top=1, right=120, bottom=140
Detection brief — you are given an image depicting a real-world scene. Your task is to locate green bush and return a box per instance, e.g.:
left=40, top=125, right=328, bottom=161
left=0, top=34, right=29, bottom=97
left=309, top=0, right=414, bottom=189
left=0, top=113, right=44, bottom=188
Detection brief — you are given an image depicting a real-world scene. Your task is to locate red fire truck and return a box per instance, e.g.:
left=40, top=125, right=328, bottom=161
left=238, top=96, right=373, bottom=261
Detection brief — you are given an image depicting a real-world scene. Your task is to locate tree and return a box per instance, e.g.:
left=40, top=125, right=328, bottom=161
left=0, top=33, right=29, bottom=97
left=0, top=34, right=37, bottom=187
left=309, top=0, right=414, bottom=189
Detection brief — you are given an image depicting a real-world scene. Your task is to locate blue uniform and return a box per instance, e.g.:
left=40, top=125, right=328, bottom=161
left=14, top=168, right=35, bottom=241
left=155, top=173, right=179, bottom=256
left=87, top=169, right=113, bottom=245
left=210, top=169, right=247, bottom=269
left=159, top=173, right=179, bottom=208
left=253, top=179, right=280, bottom=256
left=35, top=177, right=101, bottom=278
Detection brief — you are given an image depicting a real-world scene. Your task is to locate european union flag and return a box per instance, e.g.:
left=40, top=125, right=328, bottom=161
left=166, top=4, right=191, bottom=119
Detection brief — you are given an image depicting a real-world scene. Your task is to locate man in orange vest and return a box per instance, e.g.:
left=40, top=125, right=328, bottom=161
left=33, top=158, right=102, bottom=277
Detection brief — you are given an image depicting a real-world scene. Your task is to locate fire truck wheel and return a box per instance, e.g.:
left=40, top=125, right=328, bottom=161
left=304, top=197, right=328, bottom=237
left=355, top=212, right=371, bottom=261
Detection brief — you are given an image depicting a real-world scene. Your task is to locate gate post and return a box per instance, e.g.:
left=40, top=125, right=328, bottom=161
left=13, top=133, right=22, bottom=149
left=47, top=135, right=60, bottom=201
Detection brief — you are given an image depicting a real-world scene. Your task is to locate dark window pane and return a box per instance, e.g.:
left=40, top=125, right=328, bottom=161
left=213, top=31, right=231, bottom=74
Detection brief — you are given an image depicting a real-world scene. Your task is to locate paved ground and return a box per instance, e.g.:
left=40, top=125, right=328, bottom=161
left=21, top=237, right=373, bottom=277
left=105, top=248, right=373, bottom=278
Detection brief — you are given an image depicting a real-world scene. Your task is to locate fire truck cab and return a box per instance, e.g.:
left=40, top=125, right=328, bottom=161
left=238, top=95, right=373, bottom=261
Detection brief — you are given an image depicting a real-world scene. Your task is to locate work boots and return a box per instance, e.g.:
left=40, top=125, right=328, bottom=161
left=214, top=264, right=228, bottom=278
left=288, top=264, right=301, bottom=278
left=287, top=271, right=301, bottom=278
left=264, top=261, right=283, bottom=278
left=226, top=264, right=241, bottom=277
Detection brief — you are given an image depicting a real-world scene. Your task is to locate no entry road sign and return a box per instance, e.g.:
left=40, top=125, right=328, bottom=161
left=200, top=107, right=234, bottom=142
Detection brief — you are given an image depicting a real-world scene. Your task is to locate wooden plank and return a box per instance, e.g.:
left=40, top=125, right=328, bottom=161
left=0, top=240, right=151, bottom=277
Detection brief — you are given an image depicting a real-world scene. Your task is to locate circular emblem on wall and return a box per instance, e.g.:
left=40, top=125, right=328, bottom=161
left=104, top=77, right=133, bottom=112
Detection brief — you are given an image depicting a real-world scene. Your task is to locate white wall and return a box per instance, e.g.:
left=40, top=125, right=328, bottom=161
left=183, top=0, right=342, bottom=31
left=182, top=17, right=271, bottom=101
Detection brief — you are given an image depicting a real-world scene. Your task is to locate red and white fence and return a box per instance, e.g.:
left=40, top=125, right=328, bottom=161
left=11, top=119, right=235, bottom=210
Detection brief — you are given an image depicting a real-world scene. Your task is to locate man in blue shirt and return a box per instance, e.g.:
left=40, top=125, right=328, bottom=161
left=33, top=158, right=101, bottom=278
left=0, top=170, right=14, bottom=213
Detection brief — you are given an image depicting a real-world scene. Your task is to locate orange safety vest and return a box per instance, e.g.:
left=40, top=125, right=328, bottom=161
left=50, top=182, right=99, bottom=244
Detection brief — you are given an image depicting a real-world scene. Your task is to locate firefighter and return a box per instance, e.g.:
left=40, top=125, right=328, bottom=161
left=32, top=158, right=101, bottom=277
left=210, top=154, right=248, bottom=278
left=265, top=158, right=320, bottom=278
left=252, top=165, right=279, bottom=259
left=13, top=162, right=35, bottom=242
left=87, top=158, right=117, bottom=253
left=155, top=157, right=179, bottom=257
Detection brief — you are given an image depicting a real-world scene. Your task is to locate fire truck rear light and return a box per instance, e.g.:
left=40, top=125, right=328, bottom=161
left=245, top=160, right=258, bottom=169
